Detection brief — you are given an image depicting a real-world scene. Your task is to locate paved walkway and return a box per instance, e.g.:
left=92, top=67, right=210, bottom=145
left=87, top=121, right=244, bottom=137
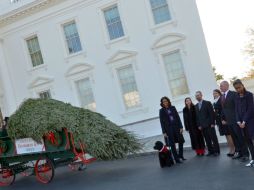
left=6, top=147, right=254, bottom=190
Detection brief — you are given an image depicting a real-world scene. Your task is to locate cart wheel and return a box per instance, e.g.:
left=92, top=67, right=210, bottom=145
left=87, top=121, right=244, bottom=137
left=0, top=168, right=15, bottom=186
left=35, top=158, right=54, bottom=184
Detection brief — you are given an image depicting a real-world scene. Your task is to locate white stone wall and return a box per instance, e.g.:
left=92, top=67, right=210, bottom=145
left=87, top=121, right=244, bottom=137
left=0, top=0, right=217, bottom=138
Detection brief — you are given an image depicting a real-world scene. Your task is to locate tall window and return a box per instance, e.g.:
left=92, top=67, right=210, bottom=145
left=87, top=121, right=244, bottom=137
left=39, top=90, right=51, bottom=99
left=104, top=5, right=124, bottom=40
left=150, top=0, right=171, bottom=24
left=117, top=65, right=140, bottom=109
left=163, top=51, right=189, bottom=97
left=26, top=36, right=44, bottom=67
left=63, top=21, right=82, bottom=54
left=76, top=78, right=96, bottom=111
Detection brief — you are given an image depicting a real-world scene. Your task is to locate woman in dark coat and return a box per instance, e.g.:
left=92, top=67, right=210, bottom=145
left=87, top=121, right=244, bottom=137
left=213, top=89, right=234, bottom=156
left=159, top=96, right=185, bottom=163
left=233, top=79, right=254, bottom=167
left=183, top=97, right=205, bottom=156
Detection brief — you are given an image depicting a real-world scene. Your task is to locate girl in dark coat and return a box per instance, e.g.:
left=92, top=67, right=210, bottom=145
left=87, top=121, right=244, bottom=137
left=159, top=96, right=185, bottom=163
left=233, top=79, right=254, bottom=167
left=213, top=89, right=234, bottom=156
left=183, top=97, right=205, bottom=156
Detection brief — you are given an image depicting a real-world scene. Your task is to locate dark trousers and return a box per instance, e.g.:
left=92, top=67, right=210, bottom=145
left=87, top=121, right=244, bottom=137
left=202, top=127, right=220, bottom=153
left=229, top=124, right=248, bottom=156
left=178, top=142, right=184, bottom=158
left=171, top=144, right=180, bottom=161
left=164, top=137, right=180, bottom=161
left=242, top=127, right=254, bottom=159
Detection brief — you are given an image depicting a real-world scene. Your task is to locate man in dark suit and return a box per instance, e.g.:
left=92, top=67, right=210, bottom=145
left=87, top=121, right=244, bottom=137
left=220, top=81, right=249, bottom=161
left=195, top=91, right=220, bottom=156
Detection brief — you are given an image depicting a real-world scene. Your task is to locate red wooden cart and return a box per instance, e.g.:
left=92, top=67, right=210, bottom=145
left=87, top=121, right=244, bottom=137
left=0, top=128, right=96, bottom=186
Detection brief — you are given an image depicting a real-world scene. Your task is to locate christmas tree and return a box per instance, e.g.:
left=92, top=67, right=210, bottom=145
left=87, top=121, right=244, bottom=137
left=7, top=99, right=141, bottom=160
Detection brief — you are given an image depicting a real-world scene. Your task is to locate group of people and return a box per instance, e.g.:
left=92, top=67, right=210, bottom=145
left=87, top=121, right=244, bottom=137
left=159, top=79, right=254, bottom=167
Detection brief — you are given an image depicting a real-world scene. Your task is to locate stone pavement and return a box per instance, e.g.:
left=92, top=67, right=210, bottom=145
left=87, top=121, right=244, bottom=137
left=139, top=129, right=227, bottom=153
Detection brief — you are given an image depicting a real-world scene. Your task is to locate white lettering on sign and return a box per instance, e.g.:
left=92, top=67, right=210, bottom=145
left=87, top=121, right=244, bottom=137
left=15, top=138, right=45, bottom=154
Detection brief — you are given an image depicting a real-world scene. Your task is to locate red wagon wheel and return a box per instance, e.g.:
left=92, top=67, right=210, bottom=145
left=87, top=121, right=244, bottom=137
left=0, top=167, right=15, bottom=186
left=34, top=158, right=54, bottom=184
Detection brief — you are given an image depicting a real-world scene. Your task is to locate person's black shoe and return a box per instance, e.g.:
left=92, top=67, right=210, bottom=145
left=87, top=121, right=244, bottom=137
left=227, top=153, right=234, bottom=157
left=206, top=152, right=214, bottom=156
left=240, top=156, right=249, bottom=162
left=232, top=152, right=242, bottom=159
left=180, top=157, right=187, bottom=161
left=175, top=160, right=182, bottom=164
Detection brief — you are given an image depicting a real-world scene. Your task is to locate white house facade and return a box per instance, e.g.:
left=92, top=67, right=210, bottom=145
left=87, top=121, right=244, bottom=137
left=0, top=0, right=217, bottom=138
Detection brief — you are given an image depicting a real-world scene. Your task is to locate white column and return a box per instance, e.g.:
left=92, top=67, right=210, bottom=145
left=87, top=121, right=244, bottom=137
left=0, top=38, right=17, bottom=116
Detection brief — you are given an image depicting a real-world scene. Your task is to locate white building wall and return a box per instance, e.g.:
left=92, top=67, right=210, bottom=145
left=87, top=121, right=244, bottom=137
left=0, top=0, right=217, bottom=138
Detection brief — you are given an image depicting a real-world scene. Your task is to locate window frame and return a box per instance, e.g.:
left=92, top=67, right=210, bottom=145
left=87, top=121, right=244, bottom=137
left=152, top=32, right=190, bottom=100
left=107, top=53, right=147, bottom=117
left=75, top=77, right=96, bottom=111
left=98, top=0, right=129, bottom=48
left=103, top=4, right=125, bottom=41
left=66, top=69, right=96, bottom=111
left=57, top=17, right=86, bottom=61
left=144, top=0, right=176, bottom=33
left=24, top=34, right=45, bottom=69
left=162, top=50, right=190, bottom=97
left=116, top=64, right=141, bottom=109
left=62, top=20, right=83, bottom=55
left=150, top=0, right=172, bottom=25
left=38, top=89, right=52, bottom=99
left=33, top=86, right=54, bottom=99
left=158, top=48, right=190, bottom=100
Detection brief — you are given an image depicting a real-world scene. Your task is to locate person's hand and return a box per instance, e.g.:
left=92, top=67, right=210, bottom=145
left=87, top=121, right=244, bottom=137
left=222, top=120, right=227, bottom=125
left=211, top=125, right=215, bottom=128
left=198, top=127, right=202, bottom=130
left=180, top=128, right=183, bottom=134
left=163, top=133, right=168, bottom=137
